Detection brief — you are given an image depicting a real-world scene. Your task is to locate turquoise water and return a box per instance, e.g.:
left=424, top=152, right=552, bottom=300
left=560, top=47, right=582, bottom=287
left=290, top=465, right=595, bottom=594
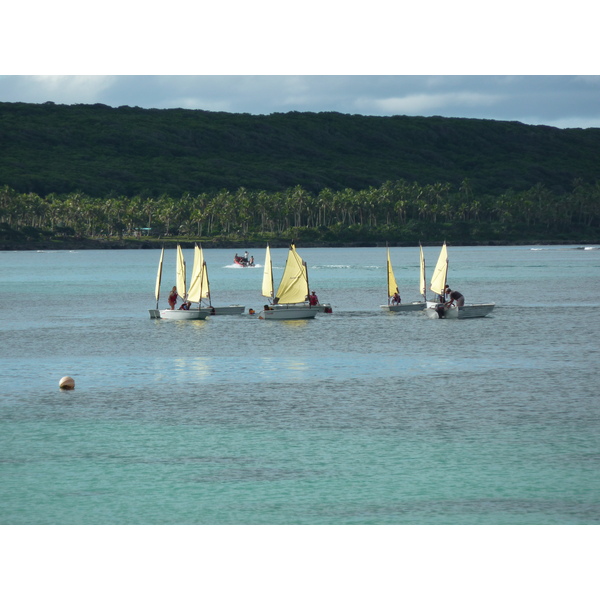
left=1, top=245, right=600, bottom=524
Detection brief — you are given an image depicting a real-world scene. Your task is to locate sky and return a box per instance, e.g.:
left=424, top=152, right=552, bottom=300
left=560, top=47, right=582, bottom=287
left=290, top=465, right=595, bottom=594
left=2, top=75, right=600, bottom=129
left=3, top=2, right=599, bottom=129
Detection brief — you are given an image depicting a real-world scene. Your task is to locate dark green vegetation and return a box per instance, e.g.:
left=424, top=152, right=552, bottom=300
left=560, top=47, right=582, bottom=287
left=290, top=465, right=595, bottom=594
left=1, top=101, right=599, bottom=249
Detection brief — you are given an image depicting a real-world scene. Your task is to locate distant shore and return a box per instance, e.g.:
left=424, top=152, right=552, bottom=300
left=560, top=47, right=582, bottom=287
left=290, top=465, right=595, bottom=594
left=2, top=236, right=599, bottom=251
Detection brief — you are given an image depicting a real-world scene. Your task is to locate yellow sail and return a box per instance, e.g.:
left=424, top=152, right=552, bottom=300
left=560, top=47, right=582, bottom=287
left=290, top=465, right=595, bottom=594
left=155, top=247, right=164, bottom=303
left=262, top=244, right=274, bottom=299
left=275, top=244, right=309, bottom=304
left=429, top=243, right=448, bottom=296
left=187, top=244, right=209, bottom=303
left=419, top=244, right=426, bottom=298
left=386, top=247, right=399, bottom=298
left=176, top=244, right=186, bottom=299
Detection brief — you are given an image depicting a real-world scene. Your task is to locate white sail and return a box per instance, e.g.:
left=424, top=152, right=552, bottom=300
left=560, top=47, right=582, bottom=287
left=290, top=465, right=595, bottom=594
left=187, top=244, right=209, bottom=304
left=275, top=244, right=309, bottom=305
left=201, top=261, right=210, bottom=305
left=262, top=244, right=274, bottom=299
left=429, top=243, right=448, bottom=296
left=419, top=244, right=426, bottom=299
left=386, top=247, right=399, bottom=299
left=176, top=244, right=187, bottom=299
left=155, top=247, right=164, bottom=306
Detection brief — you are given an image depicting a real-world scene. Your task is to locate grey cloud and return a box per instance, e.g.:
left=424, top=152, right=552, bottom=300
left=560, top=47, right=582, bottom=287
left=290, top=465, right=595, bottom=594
left=1, top=75, right=600, bottom=128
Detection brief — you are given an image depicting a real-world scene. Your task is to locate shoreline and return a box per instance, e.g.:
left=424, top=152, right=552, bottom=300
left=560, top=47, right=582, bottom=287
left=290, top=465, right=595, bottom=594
left=2, top=237, right=600, bottom=251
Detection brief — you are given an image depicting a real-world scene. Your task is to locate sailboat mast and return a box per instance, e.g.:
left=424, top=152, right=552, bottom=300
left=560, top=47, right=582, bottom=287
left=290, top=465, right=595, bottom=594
left=386, top=244, right=398, bottom=305
left=305, top=257, right=310, bottom=304
left=203, top=261, right=211, bottom=307
left=419, top=243, right=426, bottom=302
left=155, top=247, right=164, bottom=310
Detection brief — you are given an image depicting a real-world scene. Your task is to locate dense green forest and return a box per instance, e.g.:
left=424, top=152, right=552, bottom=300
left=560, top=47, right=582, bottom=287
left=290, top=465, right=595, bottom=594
left=2, top=178, right=599, bottom=249
left=1, top=101, right=599, bottom=248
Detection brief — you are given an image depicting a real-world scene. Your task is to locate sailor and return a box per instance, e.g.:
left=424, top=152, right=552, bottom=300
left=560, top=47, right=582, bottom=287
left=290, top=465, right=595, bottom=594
left=445, top=288, right=465, bottom=307
left=168, top=286, right=178, bottom=310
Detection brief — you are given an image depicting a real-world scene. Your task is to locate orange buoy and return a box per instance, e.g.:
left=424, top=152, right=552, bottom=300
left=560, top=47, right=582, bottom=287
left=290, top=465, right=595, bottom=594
left=59, top=376, right=75, bottom=390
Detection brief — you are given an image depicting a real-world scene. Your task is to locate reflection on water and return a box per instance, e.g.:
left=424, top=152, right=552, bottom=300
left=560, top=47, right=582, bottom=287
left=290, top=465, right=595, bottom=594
left=173, top=355, right=212, bottom=381
left=256, top=356, right=309, bottom=380
left=280, top=319, right=312, bottom=330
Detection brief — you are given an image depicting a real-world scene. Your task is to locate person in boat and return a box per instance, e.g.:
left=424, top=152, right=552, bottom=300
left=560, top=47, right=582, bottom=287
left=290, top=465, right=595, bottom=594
left=244, top=251, right=249, bottom=262
left=249, top=256, right=254, bottom=266
left=438, top=284, right=451, bottom=303
left=263, top=304, right=273, bottom=311
left=391, top=289, right=401, bottom=305
left=168, top=286, right=178, bottom=310
left=445, top=289, right=465, bottom=307
left=308, top=291, right=319, bottom=306
left=179, top=301, right=191, bottom=310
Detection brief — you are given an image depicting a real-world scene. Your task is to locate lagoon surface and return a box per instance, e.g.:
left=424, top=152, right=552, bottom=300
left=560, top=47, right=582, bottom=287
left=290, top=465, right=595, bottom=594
left=1, top=244, right=600, bottom=525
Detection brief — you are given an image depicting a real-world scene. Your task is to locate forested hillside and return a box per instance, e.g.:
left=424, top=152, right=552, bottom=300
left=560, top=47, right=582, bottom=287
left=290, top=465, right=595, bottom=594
left=1, top=101, right=599, bottom=248
left=2, top=101, right=600, bottom=197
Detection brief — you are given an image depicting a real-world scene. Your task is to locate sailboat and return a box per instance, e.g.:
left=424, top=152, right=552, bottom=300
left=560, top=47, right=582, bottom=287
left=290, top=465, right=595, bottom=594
left=149, top=247, right=164, bottom=318
left=157, top=245, right=210, bottom=320
left=380, top=246, right=426, bottom=312
left=188, top=244, right=245, bottom=315
left=425, top=243, right=495, bottom=319
left=258, top=244, right=319, bottom=320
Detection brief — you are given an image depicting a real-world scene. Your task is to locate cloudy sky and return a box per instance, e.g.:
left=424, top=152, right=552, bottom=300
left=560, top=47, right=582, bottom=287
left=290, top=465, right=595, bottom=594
left=1, top=75, right=599, bottom=128
left=3, top=2, right=598, bottom=128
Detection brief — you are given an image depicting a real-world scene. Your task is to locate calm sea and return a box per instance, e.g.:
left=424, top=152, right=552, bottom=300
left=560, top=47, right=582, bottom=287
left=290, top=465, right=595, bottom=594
left=1, top=245, right=600, bottom=526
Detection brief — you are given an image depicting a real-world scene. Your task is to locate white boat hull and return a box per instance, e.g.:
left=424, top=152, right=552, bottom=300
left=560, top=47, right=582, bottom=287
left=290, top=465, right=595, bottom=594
left=315, top=303, right=333, bottom=313
left=259, top=305, right=319, bottom=320
left=159, top=309, right=210, bottom=320
left=210, top=305, right=245, bottom=315
left=425, top=302, right=495, bottom=319
left=380, top=302, right=426, bottom=313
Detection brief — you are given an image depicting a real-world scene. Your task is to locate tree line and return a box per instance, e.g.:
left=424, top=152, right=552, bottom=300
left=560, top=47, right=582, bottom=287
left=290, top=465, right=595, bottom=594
left=1, top=178, right=599, bottom=246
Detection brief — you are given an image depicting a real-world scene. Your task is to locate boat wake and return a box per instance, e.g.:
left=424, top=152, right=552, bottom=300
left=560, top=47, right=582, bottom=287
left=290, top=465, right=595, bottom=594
left=312, top=264, right=382, bottom=270
left=225, top=263, right=262, bottom=269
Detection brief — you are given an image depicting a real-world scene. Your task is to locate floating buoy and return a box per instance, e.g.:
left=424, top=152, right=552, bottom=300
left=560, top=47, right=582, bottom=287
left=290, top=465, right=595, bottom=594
left=59, top=376, right=75, bottom=390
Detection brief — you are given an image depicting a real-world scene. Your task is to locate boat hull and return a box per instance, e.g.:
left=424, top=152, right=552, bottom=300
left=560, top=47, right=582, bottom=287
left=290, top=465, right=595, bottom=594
left=315, top=303, right=333, bottom=313
left=159, top=309, right=210, bottom=320
left=380, top=302, right=426, bottom=313
left=259, top=305, right=319, bottom=320
left=210, top=305, right=245, bottom=315
left=425, top=302, right=495, bottom=319
left=233, top=259, right=255, bottom=268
